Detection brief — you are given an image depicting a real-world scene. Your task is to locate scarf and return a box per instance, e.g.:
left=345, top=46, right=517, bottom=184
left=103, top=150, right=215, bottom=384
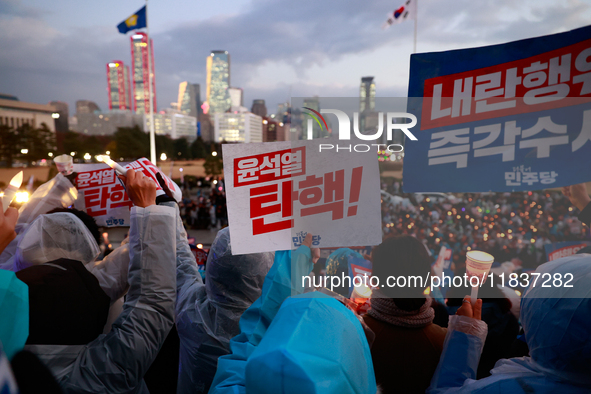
left=367, top=292, right=434, bottom=328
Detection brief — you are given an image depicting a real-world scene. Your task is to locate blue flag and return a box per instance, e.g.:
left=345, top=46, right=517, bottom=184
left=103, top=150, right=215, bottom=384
left=117, top=6, right=146, bottom=34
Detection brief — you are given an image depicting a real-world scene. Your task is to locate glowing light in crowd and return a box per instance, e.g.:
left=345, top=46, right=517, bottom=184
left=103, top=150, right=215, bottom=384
left=160, top=153, right=167, bottom=161
left=20, top=149, right=28, bottom=154
left=70, top=152, right=76, bottom=156
left=84, top=153, right=91, bottom=160
left=106, top=151, right=111, bottom=155
left=197, top=244, right=203, bottom=249
left=48, top=152, right=53, bottom=157
left=212, top=151, right=218, bottom=156
left=15, top=191, right=29, bottom=203
left=51, top=113, right=60, bottom=119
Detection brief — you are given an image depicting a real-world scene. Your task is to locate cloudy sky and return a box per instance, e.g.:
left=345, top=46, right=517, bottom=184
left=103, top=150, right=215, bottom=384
left=1, top=0, right=590, bottom=116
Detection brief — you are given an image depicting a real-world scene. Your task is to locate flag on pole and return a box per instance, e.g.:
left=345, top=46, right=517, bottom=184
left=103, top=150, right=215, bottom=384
left=117, top=5, right=147, bottom=34
left=382, top=0, right=416, bottom=29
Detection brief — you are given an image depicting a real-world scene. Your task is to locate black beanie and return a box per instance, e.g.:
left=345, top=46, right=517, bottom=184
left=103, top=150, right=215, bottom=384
left=16, top=259, right=111, bottom=346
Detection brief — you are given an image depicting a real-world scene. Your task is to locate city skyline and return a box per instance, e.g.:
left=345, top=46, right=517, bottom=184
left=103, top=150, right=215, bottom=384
left=1, top=0, right=590, bottom=117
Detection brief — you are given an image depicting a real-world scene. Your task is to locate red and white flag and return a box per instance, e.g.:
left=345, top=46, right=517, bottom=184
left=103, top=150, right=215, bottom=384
left=383, top=0, right=417, bottom=29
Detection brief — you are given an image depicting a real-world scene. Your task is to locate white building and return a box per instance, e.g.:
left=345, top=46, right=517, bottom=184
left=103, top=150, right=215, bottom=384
left=0, top=97, right=58, bottom=132
left=144, top=109, right=197, bottom=141
left=214, top=110, right=262, bottom=143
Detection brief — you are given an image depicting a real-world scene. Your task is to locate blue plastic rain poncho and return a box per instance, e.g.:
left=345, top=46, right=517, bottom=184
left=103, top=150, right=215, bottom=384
left=210, top=245, right=377, bottom=394
left=0, top=270, right=28, bottom=360
left=428, top=253, right=591, bottom=394
left=245, top=293, right=376, bottom=394
left=174, top=216, right=274, bottom=394
left=25, top=205, right=177, bottom=394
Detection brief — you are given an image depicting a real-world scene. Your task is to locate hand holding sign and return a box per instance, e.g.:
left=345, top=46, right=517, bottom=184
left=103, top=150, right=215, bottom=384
left=118, top=169, right=157, bottom=208
left=302, top=233, right=321, bottom=264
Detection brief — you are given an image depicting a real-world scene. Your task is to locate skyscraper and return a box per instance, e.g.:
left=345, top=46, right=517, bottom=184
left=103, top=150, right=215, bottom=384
left=49, top=101, right=69, bottom=132
left=360, top=76, right=375, bottom=113
left=177, top=82, right=201, bottom=119
left=251, top=99, right=267, bottom=117
left=106, top=61, right=131, bottom=110
left=76, top=100, right=101, bottom=114
left=228, top=87, right=243, bottom=108
left=206, top=50, right=230, bottom=114
left=130, top=32, right=156, bottom=114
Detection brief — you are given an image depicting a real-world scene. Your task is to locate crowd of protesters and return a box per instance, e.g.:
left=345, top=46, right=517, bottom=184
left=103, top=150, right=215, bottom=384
left=382, top=186, right=589, bottom=273
left=0, top=167, right=590, bottom=394
left=178, top=189, right=227, bottom=230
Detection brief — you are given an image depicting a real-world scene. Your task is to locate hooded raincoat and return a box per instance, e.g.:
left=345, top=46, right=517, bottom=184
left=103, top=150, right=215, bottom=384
left=24, top=205, right=177, bottom=394
left=428, top=253, right=591, bottom=394
left=174, top=214, right=274, bottom=394
left=210, top=244, right=376, bottom=394
left=0, top=174, right=79, bottom=270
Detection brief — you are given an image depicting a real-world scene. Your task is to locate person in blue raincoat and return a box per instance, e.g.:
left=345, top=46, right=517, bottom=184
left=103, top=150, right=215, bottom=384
left=428, top=253, right=591, bottom=394
left=210, top=234, right=377, bottom=394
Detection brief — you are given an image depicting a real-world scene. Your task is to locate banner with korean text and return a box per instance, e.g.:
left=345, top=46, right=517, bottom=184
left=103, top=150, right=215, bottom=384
left=73, top=157, right=181, bottom=227
left=404, top=24, right=591, bottom=192
left=223, top=140, right=382, bottom=255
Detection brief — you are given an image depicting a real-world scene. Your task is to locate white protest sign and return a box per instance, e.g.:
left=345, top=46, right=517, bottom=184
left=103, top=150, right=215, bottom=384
left=73, top=157, right=181, bottom=227
left=223, top=140, right=382, bottom=255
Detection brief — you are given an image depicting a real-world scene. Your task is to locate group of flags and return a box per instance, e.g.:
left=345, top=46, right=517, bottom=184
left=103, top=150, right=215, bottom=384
left=383, top=0, right=416, bottom=29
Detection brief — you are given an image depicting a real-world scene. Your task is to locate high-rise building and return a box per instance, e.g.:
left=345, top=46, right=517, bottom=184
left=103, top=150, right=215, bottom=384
left=214, top=109, right=262, bottom=143
left=228, top=87, right=243, bottom=108
left=262, top=117, right=287, bottom=142
left=76, top=100, right=101, bottom=114
left=49, top=101, right=69, bottom=132
left=251, top=99, right=267, bottom=117
left=360, top=76, right=375, bottom=113
left=130, top=32, right=157, bottom=114
left=206, top=50, right=230, bottom=114
left=106, top=61, right=132, bottom=111
left=144, top=109, right=197, bottom=141
left=177, top=82, right=201, bottom=119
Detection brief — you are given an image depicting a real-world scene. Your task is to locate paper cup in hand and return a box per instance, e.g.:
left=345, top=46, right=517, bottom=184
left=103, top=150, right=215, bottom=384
left=54, top=154, right=73, bottom=175
left=466, top=250, right=494, bottom=286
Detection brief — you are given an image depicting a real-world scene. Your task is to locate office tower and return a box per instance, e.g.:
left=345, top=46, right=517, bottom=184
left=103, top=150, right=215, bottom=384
left=49, top=101, right=69, bottom=132
left=130, top=32, right=157, bottom=114
left=251, top=99, right=267, bottom=117
left=228, top=87, right=243, bottom=108
left=76, top=100, right=101, bottom=114
left=206, top=50, right=230, bottom=114
left=106, top=61, right=131, bottom=110
left=177, top=82, right=201, bottom=119
left=214, top=109, right=262, bottom=143
left=360, top=76, right=375, bottom=113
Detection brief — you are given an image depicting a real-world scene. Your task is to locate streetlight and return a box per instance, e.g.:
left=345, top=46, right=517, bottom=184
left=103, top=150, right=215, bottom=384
left=160, top=153, right=167, bottom=161
left=51, top=113, right=60, bottom=119
left=212, top=151, right=218, bottom=157
left=20, top=149, right=28, bottom=154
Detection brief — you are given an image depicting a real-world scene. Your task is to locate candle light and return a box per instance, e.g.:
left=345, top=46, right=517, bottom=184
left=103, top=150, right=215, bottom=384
left=2, top=171, right=23, bottom=212
left=99, top=155, right=127, bottom=176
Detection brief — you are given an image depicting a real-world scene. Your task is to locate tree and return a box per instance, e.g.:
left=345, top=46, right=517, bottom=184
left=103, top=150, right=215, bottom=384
left=190, top=137, right=208, bottom=159
left=173, top=137, right=190, bottom=159
left=113, top=126, right=149, bottom=160
left=0, top=125, right=20, bottom=167
left=203, top=155, right=223, bottom=177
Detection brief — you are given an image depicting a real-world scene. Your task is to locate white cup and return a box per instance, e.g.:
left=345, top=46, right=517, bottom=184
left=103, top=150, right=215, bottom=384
left=54, top=154, right=73, bottom=175
left=466, top=250, right=494, bottom=285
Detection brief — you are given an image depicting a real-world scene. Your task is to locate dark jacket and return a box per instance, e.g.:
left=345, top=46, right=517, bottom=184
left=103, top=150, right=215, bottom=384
left=363, top=315, right=447, bottom=394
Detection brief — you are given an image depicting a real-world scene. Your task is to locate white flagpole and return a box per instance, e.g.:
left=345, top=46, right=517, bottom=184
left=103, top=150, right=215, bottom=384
left=413, top=0, right=418, bottom=53
left=145, top=0, right=156, bottom=164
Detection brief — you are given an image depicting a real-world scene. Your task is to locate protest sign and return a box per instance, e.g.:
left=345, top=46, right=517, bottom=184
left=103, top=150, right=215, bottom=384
left=223, top=140, right=381, bottom=255
left=73, top=157, right=181, bottom=227
left=545, top=241, right=591, bottom=261
left=404, top=25, right=591, bottom=192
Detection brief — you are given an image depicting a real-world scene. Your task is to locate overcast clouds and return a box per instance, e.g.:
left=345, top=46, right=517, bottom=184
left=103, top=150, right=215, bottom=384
left=0, top=0, right=590, bottom=115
